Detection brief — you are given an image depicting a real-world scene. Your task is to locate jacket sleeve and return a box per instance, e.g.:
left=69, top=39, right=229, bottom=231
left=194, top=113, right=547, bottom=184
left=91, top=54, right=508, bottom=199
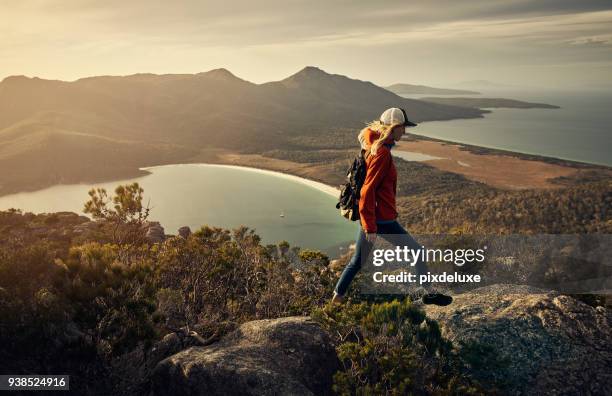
left=359, top=150, right=390, bottom=233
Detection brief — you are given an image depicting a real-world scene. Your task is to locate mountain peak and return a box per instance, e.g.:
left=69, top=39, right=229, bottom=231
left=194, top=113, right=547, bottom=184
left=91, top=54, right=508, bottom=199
left=291, top=66, right=329, bottom=78
left=200, top=68, right=240, bottom=80
left=298, top=66, right=326, bottom=75
left=280, top=67, right=337, bottom=86
left=0, top=75, right=59, bottom=90
left=1, top=75, right=34, bottom=84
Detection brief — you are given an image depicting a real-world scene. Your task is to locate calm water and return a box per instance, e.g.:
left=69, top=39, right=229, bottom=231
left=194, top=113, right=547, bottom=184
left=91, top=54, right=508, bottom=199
left=0, top=164, right=358, bottom=253
left=402, top=90, right=612, bottom=167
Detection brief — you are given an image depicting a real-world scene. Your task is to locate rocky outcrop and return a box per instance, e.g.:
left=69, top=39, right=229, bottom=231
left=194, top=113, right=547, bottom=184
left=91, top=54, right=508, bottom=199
left=178, top=226, right=191, bottom=238
left=0, top=210, right=92, bottom=244
left=425, top=284, right=611, bottom=395
left=150, top=316, right=338, bottom=396
left=144, top=221, right=165, bottom=243
left=111, top=328, right=206, bottom=395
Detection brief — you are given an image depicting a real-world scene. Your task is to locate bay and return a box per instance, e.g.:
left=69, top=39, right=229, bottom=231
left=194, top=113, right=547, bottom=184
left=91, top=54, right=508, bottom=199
left=0, top=164, right=358, bottom=253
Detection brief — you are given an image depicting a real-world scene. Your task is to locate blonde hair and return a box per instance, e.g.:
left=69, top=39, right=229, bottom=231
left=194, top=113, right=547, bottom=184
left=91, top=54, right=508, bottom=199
left=359, top=121, right=401, bottom=156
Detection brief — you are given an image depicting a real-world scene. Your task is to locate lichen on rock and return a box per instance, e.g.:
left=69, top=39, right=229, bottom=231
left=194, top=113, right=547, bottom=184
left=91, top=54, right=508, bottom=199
left=425, top=284, right=612, bottom=395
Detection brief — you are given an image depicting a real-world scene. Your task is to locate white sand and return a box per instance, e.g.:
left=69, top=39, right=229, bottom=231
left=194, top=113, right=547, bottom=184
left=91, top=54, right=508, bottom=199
left=140, top=163, right=341, bottom=197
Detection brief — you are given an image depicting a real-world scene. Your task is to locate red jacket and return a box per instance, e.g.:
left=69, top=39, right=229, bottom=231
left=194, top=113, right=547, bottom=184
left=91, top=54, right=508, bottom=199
left=358, top=128, right=398, bottom=233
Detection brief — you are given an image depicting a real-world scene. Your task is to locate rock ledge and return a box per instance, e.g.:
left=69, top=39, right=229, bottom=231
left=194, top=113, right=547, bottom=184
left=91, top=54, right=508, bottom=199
left=150, top=316, right=338, bottom=396
left=426, top=284, right=611, bottom=395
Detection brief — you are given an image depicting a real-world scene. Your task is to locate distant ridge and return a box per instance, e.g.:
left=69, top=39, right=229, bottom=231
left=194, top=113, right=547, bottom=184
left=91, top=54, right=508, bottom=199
left=420, top=97, right=560, bottom=109
left=386, top=83, right=480, bottom=95
left=453, top=79, right=514, bottom=89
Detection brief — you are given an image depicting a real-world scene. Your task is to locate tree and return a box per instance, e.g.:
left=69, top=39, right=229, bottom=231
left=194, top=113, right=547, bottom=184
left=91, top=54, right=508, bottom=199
left=83, top=183, right=150, bottom=245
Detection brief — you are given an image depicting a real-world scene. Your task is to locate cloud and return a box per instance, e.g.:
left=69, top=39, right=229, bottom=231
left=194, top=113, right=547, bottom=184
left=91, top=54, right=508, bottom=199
left=3, top=1, right=612, bottom=48
left=237, top=10, right=612, bottom=51
left=569, top=35, right=612, bottom=46
left=1, top=1, right=611, bottom=87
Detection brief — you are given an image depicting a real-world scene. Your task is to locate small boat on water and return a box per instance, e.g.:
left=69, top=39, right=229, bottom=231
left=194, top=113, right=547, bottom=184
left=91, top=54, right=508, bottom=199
left=280, top=210, right=285, bottom=218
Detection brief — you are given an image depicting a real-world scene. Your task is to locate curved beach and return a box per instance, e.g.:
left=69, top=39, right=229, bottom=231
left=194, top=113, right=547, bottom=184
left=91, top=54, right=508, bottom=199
left=141, top=163, right=341, bottom=198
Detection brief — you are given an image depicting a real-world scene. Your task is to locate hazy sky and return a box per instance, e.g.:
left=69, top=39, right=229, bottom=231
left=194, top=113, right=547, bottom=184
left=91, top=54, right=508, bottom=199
left=2, top=0, right=612, bottom=89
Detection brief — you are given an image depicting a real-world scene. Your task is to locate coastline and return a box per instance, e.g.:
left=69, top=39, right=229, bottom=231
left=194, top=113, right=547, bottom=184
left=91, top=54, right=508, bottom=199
left=1, top=133, right=609, bottom=199
left=141, top=163, right=341, bottom=198
left=406, top=132, right=612, bottom=169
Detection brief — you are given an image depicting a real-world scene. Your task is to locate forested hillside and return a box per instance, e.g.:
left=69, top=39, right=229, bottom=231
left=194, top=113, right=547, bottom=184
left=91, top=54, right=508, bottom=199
left=0, top=67, right=486, bottom=195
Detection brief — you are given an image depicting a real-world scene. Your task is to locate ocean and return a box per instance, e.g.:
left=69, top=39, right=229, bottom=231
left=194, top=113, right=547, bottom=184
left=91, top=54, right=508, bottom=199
left=402, top=89, right=612, bottom=167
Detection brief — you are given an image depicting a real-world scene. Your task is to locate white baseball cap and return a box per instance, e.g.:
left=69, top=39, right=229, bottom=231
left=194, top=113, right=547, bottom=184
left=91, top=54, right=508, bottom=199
left=379, top=107, right=417, bottom=127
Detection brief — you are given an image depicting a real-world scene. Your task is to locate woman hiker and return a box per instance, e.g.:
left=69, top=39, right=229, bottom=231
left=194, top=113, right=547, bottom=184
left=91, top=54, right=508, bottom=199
left=331, top=107, right=453, bottom=306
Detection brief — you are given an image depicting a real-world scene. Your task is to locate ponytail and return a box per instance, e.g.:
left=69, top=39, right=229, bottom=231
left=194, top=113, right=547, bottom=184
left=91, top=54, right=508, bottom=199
left=363, top=121, right=398, bottom=155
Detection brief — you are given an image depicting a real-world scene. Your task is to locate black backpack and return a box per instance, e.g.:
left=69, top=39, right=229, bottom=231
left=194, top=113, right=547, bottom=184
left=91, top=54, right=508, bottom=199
left=336, top=149, right=370, bottom=221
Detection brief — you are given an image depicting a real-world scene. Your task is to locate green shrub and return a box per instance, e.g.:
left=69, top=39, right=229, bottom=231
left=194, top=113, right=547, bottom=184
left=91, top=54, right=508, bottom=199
left=313, top=300, right=484, bottom=395
left=55, top=242, right=158, bottom=356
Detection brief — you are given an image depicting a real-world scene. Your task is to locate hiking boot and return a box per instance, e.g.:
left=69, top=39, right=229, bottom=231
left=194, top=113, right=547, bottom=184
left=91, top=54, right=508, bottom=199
left=331, top=291, right=345, bottom=305
left=422, top=293, right=453, bottom=306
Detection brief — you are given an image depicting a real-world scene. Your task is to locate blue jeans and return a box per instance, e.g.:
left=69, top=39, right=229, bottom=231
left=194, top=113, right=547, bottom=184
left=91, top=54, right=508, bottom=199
left=334, top=220, right=429, bottom=296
